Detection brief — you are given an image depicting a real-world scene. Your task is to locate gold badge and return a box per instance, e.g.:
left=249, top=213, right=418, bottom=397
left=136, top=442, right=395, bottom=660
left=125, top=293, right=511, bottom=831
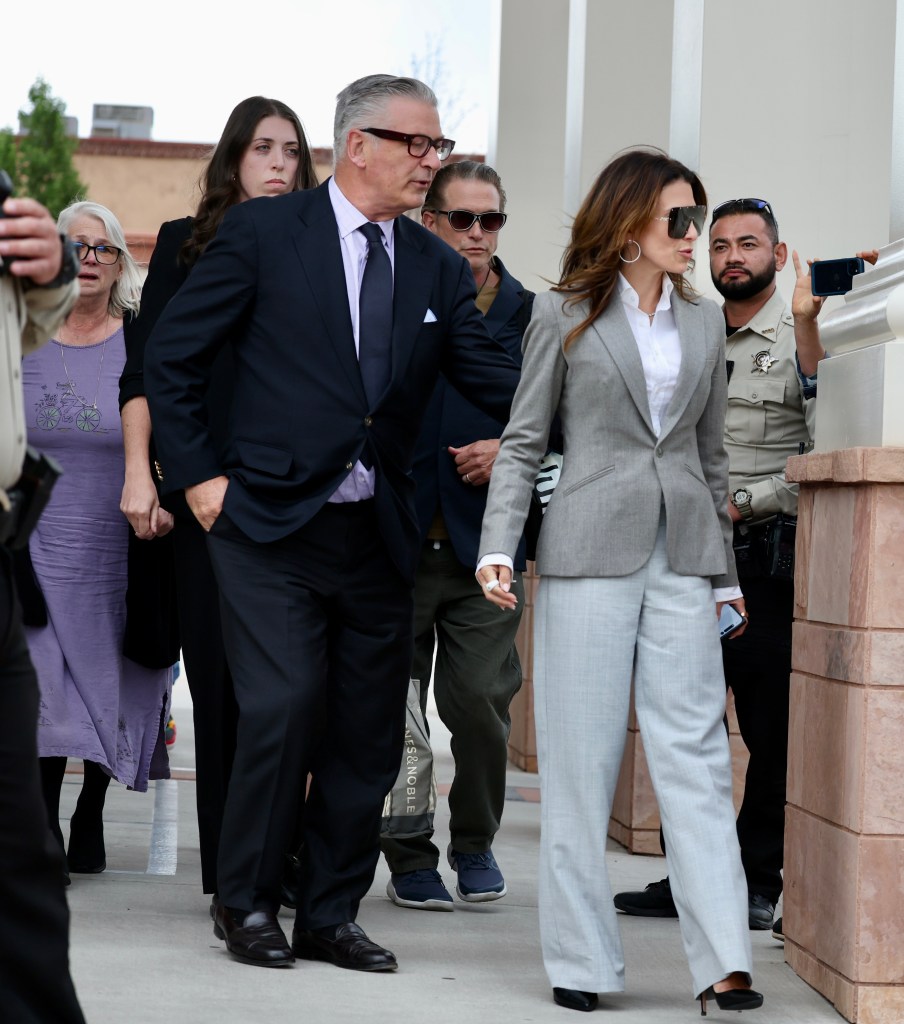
left=752, top=351, right=777, bottom=373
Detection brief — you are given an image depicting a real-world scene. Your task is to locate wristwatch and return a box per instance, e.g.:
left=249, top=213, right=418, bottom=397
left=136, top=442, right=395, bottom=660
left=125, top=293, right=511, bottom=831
left=731, top=487, right=754, bottom=521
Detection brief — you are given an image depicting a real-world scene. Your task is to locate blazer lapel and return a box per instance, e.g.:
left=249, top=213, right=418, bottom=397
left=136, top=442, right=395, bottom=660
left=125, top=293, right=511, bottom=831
left=291, top=186, right=367, bottom=403
left=482, top=262, right=521, bottom=339
left=389, top=217, right=435, bottom=392
left=658, top=295, right=706, bottom=440
left=590, top=301, right=655, bottom=437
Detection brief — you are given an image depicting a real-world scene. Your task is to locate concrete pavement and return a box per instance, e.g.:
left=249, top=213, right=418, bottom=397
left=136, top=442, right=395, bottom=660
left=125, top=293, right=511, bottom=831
left=59, top=683, right=842, bottom=1024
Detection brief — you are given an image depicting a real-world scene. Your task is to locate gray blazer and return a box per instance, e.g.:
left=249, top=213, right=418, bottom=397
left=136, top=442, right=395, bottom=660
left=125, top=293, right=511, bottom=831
left=478, top=287, right=738, bottom=588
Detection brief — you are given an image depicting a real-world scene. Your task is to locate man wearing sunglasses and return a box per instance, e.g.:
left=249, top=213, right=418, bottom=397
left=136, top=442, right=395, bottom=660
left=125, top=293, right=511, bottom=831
left=380, top=161, right=532, bottom=912
left=614, top=198, right=831, bottom=939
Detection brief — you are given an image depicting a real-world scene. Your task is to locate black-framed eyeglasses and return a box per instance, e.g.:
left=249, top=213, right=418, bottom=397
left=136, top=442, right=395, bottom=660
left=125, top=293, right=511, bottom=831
left=425, top=209, right=508, bottom=232
left=655, top=205, right=707, bottom=239
left=361, top=127, right=455, bottom=162
left=72, top=242, right=122, bottom=265
left=711, top=198, right=779, bottom=235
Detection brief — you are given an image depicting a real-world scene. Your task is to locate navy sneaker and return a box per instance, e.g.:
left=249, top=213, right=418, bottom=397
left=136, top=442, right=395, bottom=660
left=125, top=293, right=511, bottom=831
left=447, top=847, right=507, bottom=902
left=386, top=869, right=454, bottom=911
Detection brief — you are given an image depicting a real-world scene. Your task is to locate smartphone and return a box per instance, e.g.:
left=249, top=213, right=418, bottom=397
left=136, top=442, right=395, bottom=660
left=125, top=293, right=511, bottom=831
left=810, top=257, right=865, bottom=296
left=719, top=603, right=745, bottom=639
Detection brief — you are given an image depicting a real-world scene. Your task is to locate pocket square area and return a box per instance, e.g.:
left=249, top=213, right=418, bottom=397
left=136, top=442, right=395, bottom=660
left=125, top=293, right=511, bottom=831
left=423, top=309, right=438, bottom=323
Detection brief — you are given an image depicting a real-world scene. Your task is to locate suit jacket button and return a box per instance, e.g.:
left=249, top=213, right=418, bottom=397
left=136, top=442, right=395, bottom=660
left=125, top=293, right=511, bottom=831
left=364, top=416, right=373, bottom=427
left=345, top=461, right=354, bottom=470
left=656, top=447, right=663, bottom=457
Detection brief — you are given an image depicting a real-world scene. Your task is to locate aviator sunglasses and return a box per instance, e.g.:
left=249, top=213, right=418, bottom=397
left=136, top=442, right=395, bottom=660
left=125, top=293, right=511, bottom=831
left=711, top=198, right=778, bottom=235
left=655, top=205, right=707, bottom=239
left=425, top=209, right=508, bottom=232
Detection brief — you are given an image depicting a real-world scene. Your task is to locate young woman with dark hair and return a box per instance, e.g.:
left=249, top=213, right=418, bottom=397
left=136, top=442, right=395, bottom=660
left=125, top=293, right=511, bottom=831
left=118, top=96, right=317, bottom=902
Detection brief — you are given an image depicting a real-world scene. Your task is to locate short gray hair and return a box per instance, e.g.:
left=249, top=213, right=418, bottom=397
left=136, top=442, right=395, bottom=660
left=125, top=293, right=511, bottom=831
left=57, top=201, right=142, bottom=318
left=333, top=74, right=438, bottom=163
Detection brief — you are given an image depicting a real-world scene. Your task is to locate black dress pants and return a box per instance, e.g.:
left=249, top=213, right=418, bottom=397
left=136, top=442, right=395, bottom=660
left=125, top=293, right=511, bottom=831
left=206, top=501, right=413, bottom=929
left=172, top=515, right=238, bottom=894
left=0, top=550, right=86, bottom=1024
left=723, top=572, right=793, bottom=905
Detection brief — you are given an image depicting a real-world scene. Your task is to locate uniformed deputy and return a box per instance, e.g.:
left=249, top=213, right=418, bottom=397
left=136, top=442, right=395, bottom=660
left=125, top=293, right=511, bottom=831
left=0, top=188, right=85, bottom=1023
left=613, top=198, right=876, bottom=938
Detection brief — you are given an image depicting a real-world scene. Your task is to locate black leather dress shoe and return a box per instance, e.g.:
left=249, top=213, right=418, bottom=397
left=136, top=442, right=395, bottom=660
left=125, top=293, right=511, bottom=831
left=292, top=922, right=398, bottom=972
left=213, top=904, right=294, bottom=967
left=553, top=988, right=598, bottom=1012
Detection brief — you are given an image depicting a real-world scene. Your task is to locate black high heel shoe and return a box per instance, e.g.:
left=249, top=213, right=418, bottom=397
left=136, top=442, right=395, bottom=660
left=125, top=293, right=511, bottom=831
left=553, top=988, right=598, bottom=1012
left=699, top=984, right=764, bottom=1015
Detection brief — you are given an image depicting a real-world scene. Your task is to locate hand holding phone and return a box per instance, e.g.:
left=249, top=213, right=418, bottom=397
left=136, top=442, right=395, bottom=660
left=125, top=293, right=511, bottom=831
left=719, top=603, right=746, bottom=639
left=810, top=257, right=865, bottom=296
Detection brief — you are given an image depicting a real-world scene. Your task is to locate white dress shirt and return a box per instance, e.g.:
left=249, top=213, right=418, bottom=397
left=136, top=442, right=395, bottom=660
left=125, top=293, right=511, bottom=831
left=616, top=273, right=681, bottom=439
left=327, top=177, right=395, bottom=502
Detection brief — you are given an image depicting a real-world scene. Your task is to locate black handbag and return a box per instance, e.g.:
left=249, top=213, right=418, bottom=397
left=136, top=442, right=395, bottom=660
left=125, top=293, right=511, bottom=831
left=122, top=528, right=181, bottom=669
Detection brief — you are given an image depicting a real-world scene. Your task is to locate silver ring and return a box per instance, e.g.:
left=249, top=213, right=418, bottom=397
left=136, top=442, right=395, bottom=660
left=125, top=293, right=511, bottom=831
left=464, top=472, right=471, bottom=483
left=485, top=579, right=500, bottom=592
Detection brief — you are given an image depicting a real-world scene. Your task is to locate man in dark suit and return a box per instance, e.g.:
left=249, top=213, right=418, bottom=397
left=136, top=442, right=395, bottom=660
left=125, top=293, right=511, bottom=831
left=381, top=161, right=532, bottom=911
left=145, top=74, right=520, bottom=971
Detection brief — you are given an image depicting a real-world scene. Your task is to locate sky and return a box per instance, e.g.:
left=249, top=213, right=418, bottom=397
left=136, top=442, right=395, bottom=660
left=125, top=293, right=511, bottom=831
left=2, top=0, right=494, bottom=153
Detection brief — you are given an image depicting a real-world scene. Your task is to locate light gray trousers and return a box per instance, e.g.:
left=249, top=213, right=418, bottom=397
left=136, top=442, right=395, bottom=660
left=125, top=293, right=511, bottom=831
left=534, top=518, right=752, bottom=996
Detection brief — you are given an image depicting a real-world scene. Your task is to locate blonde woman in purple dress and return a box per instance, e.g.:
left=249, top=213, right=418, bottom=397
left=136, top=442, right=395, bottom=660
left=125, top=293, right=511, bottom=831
left=21, top=201, right=172, bottom=879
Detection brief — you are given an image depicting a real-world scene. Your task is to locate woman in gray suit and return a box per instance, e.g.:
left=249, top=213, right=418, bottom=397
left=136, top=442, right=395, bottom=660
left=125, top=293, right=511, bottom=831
left=477, top=148, right=762, bottom=1015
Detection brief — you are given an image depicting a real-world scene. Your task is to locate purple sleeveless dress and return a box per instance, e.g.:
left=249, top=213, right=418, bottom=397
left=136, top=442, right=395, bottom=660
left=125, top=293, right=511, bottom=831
left=21, top=326, right=171, bottom=791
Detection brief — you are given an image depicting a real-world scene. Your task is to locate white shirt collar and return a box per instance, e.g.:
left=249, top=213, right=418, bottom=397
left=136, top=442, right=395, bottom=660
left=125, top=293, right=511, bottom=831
left=617, top=272, right=674, bottom=313
left=328, top=177, right=394, bottom=244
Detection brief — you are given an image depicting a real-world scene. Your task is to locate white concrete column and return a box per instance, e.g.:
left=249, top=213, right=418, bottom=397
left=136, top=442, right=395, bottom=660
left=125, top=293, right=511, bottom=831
left=492, top=0, right=675, bottom=294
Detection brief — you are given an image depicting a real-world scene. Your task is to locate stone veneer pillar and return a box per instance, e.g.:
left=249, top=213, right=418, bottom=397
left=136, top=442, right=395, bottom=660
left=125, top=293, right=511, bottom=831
left=782, top=447, right=904, bottom=1023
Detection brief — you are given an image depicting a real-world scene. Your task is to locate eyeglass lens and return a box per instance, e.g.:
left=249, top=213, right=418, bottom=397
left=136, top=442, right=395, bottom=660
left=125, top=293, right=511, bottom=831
left=446, top=210, right=507, bottom=232
left=410, top=135, right=454, bottom=161
left=73, top=242, right=121, bottom=264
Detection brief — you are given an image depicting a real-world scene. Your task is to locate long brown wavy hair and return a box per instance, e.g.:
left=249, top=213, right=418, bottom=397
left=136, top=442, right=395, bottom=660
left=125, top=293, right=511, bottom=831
left=555, top=147, right=706, bottom=349
left=182, top=96, right=318, bottom=266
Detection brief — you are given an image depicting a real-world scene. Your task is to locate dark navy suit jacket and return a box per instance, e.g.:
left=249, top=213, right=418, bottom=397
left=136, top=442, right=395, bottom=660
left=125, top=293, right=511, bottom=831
left=413, top=258, right=532, bottom=572
left=144, top=181, right=520, bottom=584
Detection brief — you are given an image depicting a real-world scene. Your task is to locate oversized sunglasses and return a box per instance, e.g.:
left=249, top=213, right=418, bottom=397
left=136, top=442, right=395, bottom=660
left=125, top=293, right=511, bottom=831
left=360, top=127, right=455, bottom=162
left=711, top=198, right=778, bottom=235
left=655, top=205, right=707, bottom=238
left=425, top=209, right=508, bottom=232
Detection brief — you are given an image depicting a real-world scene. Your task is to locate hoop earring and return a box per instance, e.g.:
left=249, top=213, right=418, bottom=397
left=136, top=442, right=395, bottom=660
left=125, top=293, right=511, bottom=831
left=620, top=240, right=641, bottom=264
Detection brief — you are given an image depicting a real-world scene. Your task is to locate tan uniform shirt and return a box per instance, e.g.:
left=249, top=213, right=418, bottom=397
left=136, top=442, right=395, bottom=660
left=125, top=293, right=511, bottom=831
left=724, top=288, right=816, bottom=522
left=0, top=276, right=78, bottom=496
